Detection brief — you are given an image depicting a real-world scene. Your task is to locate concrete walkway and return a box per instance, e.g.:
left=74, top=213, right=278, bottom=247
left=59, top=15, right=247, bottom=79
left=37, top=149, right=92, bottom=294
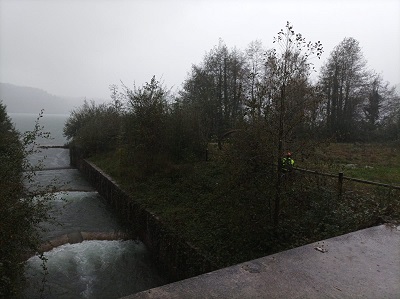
left=122, top=224, right=400, bottom=299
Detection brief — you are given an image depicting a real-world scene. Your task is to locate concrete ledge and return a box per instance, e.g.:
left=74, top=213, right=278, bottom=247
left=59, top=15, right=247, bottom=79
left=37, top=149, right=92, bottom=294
left=122, top=224, right=400, bottom=299
left=23, top=231, right=131, bottom=260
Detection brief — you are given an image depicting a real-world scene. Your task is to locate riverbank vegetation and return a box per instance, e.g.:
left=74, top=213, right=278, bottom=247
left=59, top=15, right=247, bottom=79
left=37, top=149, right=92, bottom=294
left=0, top=102, right=57, bottom=297
left=64, top=23, right=400, bottom=268
left=0, top=101, right=25, bottom=297
left=89, top=142, right=400, bottom=267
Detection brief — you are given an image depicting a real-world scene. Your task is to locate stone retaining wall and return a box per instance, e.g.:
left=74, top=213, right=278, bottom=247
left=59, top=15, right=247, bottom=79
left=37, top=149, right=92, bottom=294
left=75, top=157, right=218, bottom=283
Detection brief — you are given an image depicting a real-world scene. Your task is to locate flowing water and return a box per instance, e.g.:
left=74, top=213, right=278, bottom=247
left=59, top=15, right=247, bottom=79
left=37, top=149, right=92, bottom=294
left=10, top=113, right=165, bottom=298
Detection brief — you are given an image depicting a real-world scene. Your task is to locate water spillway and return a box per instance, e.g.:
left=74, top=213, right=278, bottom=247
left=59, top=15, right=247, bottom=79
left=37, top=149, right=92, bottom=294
left=13, top=113, right=165, bottom=299
left=23, top=150, right=166, bottom=298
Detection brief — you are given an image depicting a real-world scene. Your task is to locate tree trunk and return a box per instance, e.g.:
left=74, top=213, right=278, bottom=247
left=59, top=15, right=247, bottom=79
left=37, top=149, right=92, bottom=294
left=274, top=82, right=285, bottom=227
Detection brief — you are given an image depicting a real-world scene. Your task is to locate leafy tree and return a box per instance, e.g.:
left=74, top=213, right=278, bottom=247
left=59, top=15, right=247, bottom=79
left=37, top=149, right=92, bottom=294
left=0, top=101, right=25, bottom=297
left=166, top=98, right=208, bottom=162
left=362, top=75, right=400, bottom=141
left=121, top=76, right=171, bottom=176
left=381, top=87, right=400, bottom=142
left=319, top=37, right=369, bottom=141
left=177, top=24, right=323, bottom=226
left=180, top=40, right=246, bottom=147
left=64, top=99, right=122, bottom=156
left=179, top=66, right=219, bottom=145
left=363, top=76, right=381, bottom=128
left=0, top=103, right=56, bottom=297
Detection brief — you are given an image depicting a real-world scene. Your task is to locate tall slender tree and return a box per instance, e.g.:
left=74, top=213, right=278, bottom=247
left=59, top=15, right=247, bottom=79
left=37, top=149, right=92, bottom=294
left=265, top=22, right=323, bottom=226
left=363, top=76, right=382, bottom=129
left=180, top=40, right=247, bottom=146
left=122, top=76, right=170, bottom=174
left=244, top=40, right=266, bottom=120
left=363, top=76, right=400, bottom=141
left=319, top=37, right=368, bottom=140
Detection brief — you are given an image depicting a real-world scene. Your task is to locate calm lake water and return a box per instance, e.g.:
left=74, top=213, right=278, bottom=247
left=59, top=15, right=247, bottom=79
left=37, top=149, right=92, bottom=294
left=9, top=113, right=165, bottom=298
left=9, top=112, right=69, bottom=146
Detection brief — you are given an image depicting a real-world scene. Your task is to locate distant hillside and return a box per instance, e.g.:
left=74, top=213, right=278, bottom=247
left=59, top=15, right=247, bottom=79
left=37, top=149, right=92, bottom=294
left=0, top=83, right=87, bottom=114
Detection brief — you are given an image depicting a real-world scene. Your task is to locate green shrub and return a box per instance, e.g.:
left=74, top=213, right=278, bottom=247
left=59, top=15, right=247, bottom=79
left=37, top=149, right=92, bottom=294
left=0, top=104, right=57, bottom=297
left=64, top=100, right=122, bottom=156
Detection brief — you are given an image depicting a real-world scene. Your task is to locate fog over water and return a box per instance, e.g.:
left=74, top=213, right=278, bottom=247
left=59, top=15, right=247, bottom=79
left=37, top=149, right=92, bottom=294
left=9, top=113, right=69, bottom=146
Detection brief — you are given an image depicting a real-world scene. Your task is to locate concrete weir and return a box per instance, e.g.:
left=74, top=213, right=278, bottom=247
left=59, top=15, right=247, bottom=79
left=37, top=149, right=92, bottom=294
left=24, top=231, right=131, bottom=259
left=40, top=231, right=131, bottom=252
left=121, top=224, right=400, bottom=299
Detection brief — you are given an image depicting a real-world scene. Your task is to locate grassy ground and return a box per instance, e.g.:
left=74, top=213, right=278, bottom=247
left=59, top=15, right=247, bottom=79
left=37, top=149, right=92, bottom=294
left=90, top=142, right=400, bottom=268
left=302, top=143, right=400, bottom=185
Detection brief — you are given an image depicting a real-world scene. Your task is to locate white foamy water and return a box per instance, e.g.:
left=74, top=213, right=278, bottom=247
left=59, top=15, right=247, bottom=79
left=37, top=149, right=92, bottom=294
left=11, top=112, right=166, bottom=298
left=24, top=240, right=165, bottom=299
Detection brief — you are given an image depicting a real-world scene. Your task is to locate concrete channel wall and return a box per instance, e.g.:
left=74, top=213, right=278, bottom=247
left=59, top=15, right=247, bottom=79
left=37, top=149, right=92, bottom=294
left=73, top=155, right=218, bottom=283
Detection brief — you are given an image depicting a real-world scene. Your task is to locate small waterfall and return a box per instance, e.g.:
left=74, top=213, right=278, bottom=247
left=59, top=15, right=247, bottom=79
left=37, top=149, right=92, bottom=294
left=11, top=113, right=166, bottom=298
left=24, top=240, right=165, bottom=299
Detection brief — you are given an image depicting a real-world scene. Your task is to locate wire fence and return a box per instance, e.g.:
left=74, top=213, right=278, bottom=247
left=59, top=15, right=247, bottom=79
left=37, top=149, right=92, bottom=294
left=292, top=166, right=400, bottom=196
left=273, top=165, right=400, bottom=236
left=286, top=166, right=400, bottom=224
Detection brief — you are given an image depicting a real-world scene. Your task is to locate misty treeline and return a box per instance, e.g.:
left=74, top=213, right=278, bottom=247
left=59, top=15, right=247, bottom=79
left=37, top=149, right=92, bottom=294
left=65, top=23, right=399, bottom=173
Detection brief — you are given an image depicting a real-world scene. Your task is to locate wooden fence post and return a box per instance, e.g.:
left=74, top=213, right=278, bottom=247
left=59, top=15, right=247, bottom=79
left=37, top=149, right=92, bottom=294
left=338, top=172, right=344, bottom=199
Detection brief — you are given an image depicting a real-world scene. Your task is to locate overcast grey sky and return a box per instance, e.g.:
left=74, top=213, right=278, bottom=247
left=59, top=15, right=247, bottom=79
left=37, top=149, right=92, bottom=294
left=1, top=0, right=399, bottom=100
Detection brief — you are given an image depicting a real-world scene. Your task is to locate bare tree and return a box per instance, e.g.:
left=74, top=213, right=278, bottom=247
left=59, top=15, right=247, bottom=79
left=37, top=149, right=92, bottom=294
left=265, top=22, right=323, bottom=226
left=244, top=40, right=267, bottom=120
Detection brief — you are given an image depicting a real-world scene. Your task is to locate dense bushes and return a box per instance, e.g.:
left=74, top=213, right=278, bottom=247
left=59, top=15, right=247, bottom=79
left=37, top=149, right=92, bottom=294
left=65, top=77, right=207, bottom=180
left=64, top=100, right=121, bottom=156
left=0, top=101, right=25, bottom=297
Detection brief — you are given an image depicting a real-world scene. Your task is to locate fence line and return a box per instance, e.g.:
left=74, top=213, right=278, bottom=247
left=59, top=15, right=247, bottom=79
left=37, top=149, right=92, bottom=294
left=292, top=166, right=400, bottom=192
